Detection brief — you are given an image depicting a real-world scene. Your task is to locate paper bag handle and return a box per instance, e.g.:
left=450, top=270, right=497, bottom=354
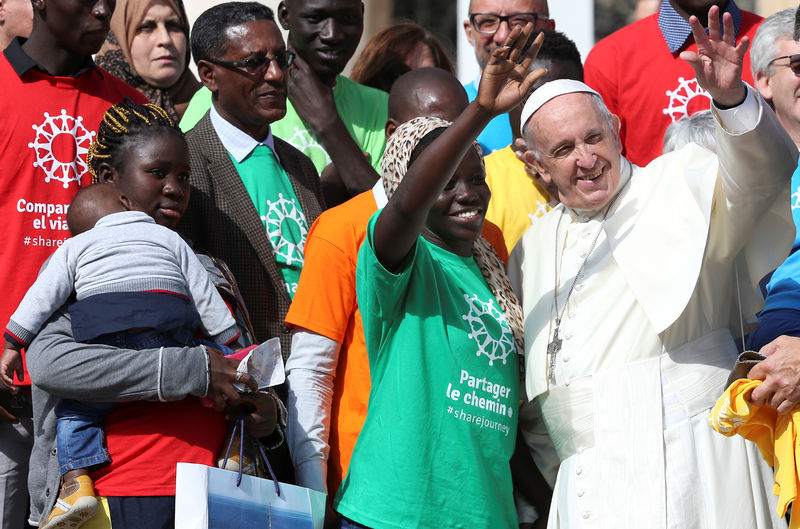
left=221, top=416, right=282, bottom=496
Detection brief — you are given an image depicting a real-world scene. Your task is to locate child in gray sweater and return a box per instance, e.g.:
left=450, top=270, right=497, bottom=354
left=2, top=183, right=240, bottom=352
left=0, top=183, right=241, bottom=525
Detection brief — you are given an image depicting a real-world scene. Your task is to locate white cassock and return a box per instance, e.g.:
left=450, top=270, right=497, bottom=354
left=509, top=86, right=797, bottom=529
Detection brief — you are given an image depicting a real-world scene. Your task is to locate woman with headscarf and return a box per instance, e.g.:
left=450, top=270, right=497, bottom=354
left=95, top=0, right=200, bottom=122
left=333, top=25, right=543, bottom=529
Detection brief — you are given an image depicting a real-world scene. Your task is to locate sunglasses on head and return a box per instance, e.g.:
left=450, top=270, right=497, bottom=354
left=768, top=54, right=800, bottom=75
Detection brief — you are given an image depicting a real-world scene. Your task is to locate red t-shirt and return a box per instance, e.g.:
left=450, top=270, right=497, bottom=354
left=285, top=189, right=508, bottom=494
left=584, top=10, right=762, bottom=167
left=92, top=399, right=226, bottom=496
left=0, top=51, right=145, bottom=384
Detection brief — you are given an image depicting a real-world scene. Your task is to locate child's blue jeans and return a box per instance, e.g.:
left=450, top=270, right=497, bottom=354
left=55, top=329, right=234, bottom=475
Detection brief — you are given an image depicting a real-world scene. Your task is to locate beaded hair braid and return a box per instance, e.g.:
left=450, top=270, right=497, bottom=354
left=87, top=101, right=177, bottom=182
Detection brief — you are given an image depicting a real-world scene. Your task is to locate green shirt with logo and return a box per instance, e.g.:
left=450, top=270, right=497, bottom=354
left=335, top=211, right=519, bottom=529
left=231, top=146, right=308, bottom=298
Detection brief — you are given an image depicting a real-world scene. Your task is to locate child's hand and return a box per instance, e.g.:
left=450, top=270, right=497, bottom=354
left=0, top=344, right=23, bottom=391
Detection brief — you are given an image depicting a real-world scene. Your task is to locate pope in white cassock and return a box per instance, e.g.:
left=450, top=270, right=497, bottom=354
left=509, top=7, right=797, bottom=529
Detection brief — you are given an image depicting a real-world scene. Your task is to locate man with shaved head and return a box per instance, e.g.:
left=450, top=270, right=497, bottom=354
left=462, top=0, right=554, bottom=154
left=284, top=68, right=508, bottom=510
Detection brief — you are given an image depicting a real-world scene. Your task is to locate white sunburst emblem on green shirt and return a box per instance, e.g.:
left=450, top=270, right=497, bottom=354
left=287, top=126, right=332, bottom=165
left=461, top=293, right=514, bottom=366
left=262, top=193, right=308, bottom=266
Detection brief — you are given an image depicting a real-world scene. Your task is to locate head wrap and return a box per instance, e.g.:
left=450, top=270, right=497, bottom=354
left=380, top=116, right=525, bottom=355
left=95, top=0, right=200, bottom=122
left=519, top=79, right=601, bottom=135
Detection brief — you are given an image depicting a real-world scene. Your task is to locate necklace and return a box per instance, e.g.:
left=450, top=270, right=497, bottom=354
left=548, top=179, right=629, bottom=385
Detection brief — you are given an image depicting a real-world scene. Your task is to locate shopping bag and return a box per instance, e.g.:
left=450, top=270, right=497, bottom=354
left=175, top=462, right=326, bottom=529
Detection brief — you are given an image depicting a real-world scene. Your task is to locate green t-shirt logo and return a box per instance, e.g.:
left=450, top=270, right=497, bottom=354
left=285, top=126, right=331, bottom=166
left=262, top=193, right=308, bottom=267
left=461, top=293, right=515, bottom=366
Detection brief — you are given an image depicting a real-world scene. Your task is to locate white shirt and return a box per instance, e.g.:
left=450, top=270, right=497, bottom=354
left=209, top=104, right=281, bottom=163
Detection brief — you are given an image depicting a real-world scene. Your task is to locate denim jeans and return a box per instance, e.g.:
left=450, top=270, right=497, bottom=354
left=339, top=514, right=372, bottom=529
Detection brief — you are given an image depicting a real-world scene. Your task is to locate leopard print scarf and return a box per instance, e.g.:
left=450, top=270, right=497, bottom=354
left=380, top=116, right=525, bottom=355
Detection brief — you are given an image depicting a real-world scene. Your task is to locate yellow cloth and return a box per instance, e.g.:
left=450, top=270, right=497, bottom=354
left=484, top=146, right=554, bottom=254
left=709, top=378, right=800, bottom=527
left=82, top=497, right=111, bottom=529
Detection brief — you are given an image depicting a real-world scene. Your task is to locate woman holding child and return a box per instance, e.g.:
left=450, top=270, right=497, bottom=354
left=18, top=102, right=277, bottom=529
left=334, top=25, right=542, bottom=529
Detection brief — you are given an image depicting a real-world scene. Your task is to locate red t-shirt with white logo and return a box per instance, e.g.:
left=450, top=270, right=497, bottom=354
left=1, top=48, right=226, bottom=497
left=0, top=51, right=144, bottom=371
left=584, top=11, right=762, bottom=167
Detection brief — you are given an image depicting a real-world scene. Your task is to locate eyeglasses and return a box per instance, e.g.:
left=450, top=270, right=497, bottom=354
left=206, top=50, right=295, bottom=74
left=469, top=12, right=548, bottom=34
left=768, top=54, right=800, bottom=75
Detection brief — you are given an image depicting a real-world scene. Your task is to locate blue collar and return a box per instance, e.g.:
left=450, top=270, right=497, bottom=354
left=657, top=0, right=742, bottom=53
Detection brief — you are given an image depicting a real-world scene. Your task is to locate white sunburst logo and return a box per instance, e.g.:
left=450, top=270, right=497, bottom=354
left=261, top=193, right=308, bottom=266
left=462, top=293, right=515, bottom=366
left=662, top=77, right=712, bottom=123
left=287, top=126, right=331, bottom=165
left=28, top=109, right=95, bottom=189
left=527, top=198, right=558, bottom=224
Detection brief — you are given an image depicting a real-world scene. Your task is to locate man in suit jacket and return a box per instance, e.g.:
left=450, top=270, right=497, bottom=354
left=178, top=2, right=323, bottom=362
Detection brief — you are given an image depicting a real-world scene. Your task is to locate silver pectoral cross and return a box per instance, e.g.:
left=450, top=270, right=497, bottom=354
left=547, top=319, right=562, bottom=384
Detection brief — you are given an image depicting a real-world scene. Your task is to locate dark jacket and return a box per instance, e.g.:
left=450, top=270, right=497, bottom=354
left=178, top=113, right=324, bottom=360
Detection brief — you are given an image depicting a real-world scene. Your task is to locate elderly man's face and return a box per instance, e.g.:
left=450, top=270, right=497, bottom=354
left=279, top=0, right=363, bottom=86
left=524, top=93, right=623, bottom=211
left=756, top=38, right=800, bottom=145
left=463, top=0, right=552, bottom=70
left=34, top=0, right=114, bottom=56
left=202, top=19, right=287, bottom=141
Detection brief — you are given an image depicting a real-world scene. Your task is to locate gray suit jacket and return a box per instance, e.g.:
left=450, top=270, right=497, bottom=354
left=178, top=113, right=324, bottom=360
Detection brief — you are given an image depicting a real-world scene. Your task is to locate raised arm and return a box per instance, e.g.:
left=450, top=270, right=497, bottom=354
left=373, top=25, right=545, bottom=271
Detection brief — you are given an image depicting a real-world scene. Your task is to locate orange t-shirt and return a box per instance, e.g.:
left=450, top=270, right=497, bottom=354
left=285, top=188, right=507, bottom=494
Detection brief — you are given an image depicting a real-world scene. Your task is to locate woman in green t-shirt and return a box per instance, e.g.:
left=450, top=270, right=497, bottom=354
left=334, top=24, right=544, bottom=529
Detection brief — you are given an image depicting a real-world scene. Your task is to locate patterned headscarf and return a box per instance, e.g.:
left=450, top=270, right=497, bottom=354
left=95, top=0, right=200, bottom=123
left=380, top=116, right=525, bottom=355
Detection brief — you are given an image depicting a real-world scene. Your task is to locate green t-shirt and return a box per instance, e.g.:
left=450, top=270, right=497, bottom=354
left=231, top=146, right=308, bottom=298
left=335, top=211, right=519, bottom=529
left=179, top=76, right=388, bottom=174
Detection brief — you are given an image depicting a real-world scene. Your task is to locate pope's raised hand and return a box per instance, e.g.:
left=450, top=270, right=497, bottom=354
left=679, top=5, right=748, bottom=107
left=476, top=24, right=546, bottom=117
